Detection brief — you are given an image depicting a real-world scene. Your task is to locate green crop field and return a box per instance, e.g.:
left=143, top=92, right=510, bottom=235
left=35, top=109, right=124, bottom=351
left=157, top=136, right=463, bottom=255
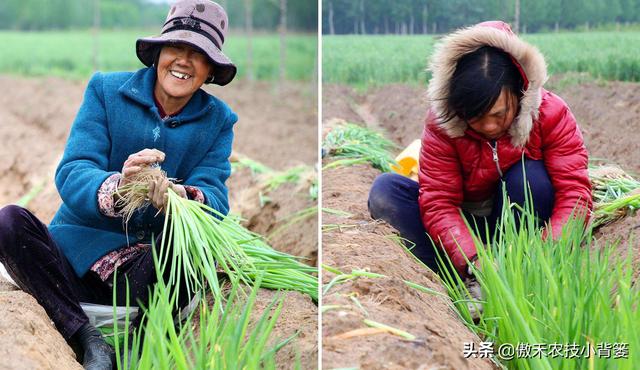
left=323, top=32, right=640, bottom=88
left=0, top=30, right=316, bottom=81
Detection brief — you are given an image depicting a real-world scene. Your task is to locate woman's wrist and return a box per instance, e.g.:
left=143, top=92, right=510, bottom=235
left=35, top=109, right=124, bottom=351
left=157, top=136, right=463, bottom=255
left=171, top=184, right=188, bottom=198
left=467, top=254, right=480, bottom=277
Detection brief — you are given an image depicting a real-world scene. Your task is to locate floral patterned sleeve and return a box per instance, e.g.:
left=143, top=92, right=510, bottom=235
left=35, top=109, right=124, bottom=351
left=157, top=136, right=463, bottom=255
left=184, top=185, right=206, bottom=203
left=98, top=173, right=124, bottom=217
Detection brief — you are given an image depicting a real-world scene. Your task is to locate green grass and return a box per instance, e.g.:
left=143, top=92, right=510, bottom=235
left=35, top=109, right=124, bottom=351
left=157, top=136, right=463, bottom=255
left=0, top=30, right=316, bottom=81
left=323, top=32, right=640, bottom=88
left=323, top=35, right=435, bottom=87
left=263, top=165, right=311, bottom=192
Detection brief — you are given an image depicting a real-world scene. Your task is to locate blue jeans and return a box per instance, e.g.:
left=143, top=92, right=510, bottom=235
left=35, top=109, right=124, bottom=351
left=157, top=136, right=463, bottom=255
left=368, top=159, right=554, bottom=274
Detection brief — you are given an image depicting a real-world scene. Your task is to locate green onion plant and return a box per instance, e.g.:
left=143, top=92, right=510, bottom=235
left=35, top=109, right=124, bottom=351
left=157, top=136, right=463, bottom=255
left=113, top=263, right=292, bottom=369
left=437, top=185, right=640, bottom=369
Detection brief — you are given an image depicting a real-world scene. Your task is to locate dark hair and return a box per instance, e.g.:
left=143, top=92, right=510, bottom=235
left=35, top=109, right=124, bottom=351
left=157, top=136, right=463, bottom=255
left=442, top=46, right=524, bottom=123
left=152, top=46, right=162, bottom=67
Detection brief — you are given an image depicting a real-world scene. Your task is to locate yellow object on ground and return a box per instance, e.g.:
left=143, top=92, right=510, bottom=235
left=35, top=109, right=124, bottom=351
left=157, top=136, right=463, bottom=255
left=391, top=139, right=421, bottom=180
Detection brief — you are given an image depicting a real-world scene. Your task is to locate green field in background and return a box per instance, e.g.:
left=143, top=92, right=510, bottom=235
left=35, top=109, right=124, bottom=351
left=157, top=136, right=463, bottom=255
left=323, top=32, right=640, bottom=87
left=0, top=30, right=317, bottom=81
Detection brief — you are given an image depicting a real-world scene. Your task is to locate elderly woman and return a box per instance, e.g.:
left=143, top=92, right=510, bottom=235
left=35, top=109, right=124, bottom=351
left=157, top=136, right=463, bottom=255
left=0, top=1, right=236, bottom=368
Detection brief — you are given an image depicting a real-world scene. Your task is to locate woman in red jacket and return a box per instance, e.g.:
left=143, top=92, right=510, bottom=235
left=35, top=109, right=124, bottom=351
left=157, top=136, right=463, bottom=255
left=368, top=21, right=592, bottom=282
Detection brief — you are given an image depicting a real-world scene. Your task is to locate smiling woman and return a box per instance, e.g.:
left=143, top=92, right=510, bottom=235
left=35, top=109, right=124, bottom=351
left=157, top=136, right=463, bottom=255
left=0, top=1, right=240, bottom=369
left=154, top=44, right=214, bottom=115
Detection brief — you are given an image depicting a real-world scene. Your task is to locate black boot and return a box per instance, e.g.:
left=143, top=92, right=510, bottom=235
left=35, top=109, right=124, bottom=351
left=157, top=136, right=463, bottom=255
left=73, top=322, right=114, bottom=370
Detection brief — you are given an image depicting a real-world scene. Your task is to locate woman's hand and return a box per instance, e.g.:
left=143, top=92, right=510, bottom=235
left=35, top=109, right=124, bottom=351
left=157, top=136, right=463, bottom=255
left=120, top=149, right=166, bottom=187
left=148, top=178, right=187, bottom=213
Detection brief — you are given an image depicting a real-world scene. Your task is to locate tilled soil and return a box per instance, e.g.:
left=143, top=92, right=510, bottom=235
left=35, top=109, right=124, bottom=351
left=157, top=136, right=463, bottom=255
left=0, top=75, right=317, bottom=369
left=0, top=285, right=82, bottom=370
left=228, top=166, right=318, bottom=266
left=251, top=289, right=318, bottom=368
left=593, top=213, right=640, bottom=284
left=321, top=77, right=640, bottom=369
left=322, top=164, right=496, bottom=370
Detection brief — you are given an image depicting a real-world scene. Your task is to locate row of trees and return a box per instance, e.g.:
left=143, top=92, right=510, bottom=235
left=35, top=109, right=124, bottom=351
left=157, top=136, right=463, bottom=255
left=0, top=0, right=317, bottom=31
left=322, top=0, right=640, bottom=34
left=0, top=0, right=166, bottom=30
left=224, top=0, right=316, bottom=31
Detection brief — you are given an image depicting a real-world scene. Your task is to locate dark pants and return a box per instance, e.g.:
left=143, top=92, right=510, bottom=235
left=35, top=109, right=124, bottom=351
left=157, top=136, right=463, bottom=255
left=0, top=205, right=188, bottom=341
left=368, top=159, right=554, bottom=274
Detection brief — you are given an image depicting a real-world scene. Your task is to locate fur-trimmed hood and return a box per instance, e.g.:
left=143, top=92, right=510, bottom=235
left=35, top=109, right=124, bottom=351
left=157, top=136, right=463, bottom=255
left=427, top=21, right=548, bottom=147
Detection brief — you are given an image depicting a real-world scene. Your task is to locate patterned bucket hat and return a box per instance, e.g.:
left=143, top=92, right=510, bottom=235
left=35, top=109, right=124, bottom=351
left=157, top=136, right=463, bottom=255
left=136, top=0, right=237, bottom=86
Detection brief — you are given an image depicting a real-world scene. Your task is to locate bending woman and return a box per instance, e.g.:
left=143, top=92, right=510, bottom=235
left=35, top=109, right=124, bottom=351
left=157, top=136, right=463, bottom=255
left=0, top=1, right=237, bottom=369
left=368, top=21, right=592, bottom=302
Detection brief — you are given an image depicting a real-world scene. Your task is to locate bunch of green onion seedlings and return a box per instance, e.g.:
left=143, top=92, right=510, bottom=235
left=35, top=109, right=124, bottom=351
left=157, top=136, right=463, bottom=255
left=436, top=189, right=640, bottom=370
left=588, top=165, right=640, bottom=228
left=231, top=156, right=274, bottom=176
left=115, top=167, right=318, bottom=304
left=322, top=122, right=398, bottom=172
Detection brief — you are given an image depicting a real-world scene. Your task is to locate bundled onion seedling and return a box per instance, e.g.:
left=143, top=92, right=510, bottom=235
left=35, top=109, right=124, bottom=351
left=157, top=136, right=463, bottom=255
left=437, top=191, right=640, bottom=369
left=262, top=165, right=310, bottom=192
left=209, top=210, right=318, bottom=300
left=231, top=156, right=274, bottom=176
left=589, top=165, right=640, bottom=227
left=116, top=167, right=318, bottom=303
left=322, top=122, right=398, bottom=172
left=231, top=154, right=318, bottom=201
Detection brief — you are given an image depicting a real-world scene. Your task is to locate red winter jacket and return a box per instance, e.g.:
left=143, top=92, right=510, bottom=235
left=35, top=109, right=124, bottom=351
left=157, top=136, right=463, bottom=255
left=418, top=21, right=592, bottom=276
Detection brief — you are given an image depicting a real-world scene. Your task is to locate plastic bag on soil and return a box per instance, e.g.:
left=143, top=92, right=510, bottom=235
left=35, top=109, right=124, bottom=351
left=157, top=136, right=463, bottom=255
left=3, top=261, right=199, bottom=329
left=81, top=291, right=200, bottom=328
left=80, top=303, right=139, bottom=328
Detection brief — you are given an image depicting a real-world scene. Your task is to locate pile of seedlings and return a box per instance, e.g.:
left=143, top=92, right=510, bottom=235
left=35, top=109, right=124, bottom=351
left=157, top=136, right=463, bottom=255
left=322, top=122, right=398, bottom=172
left=109, top=166, right=318, bottom=369
left=590, top=164, right=640, bottom=227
